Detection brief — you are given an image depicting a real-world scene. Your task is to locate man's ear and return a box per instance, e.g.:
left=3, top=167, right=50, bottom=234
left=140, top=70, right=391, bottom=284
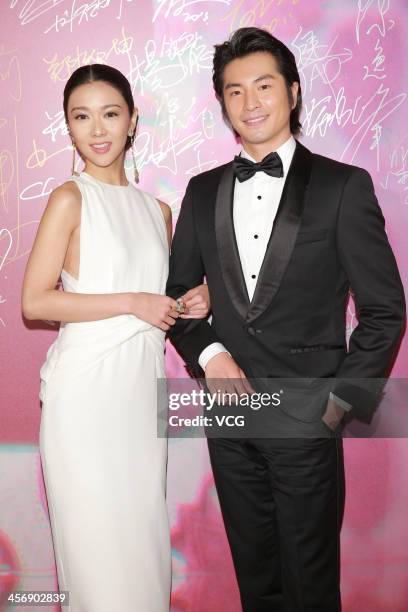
left=291, top=82, right=299, bottom=109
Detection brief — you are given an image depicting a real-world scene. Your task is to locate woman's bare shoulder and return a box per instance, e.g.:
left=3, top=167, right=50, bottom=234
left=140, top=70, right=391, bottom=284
left=56, top=176, right=82, bottom=201
left=48, top=178, right=81, bottom=209
left=42, top=178, right=82, bottom=229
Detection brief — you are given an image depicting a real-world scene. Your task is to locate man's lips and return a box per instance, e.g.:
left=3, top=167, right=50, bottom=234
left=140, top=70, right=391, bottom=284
left=242, top=116, right=268, bottom=126
left=90, top=142, right=111, bottom=154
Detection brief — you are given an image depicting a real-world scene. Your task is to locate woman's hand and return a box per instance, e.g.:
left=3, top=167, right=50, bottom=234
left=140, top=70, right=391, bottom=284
left=179, top=283, right=211, bottom=319
left=129, top=293, right=180, bottom=331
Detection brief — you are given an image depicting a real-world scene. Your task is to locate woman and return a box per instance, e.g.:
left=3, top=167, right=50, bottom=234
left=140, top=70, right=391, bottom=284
left=21, top=64, right=210, bottom=611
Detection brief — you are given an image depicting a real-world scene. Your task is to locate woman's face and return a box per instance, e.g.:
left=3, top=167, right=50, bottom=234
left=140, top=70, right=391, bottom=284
left=66, top=80, right=137, bottom=169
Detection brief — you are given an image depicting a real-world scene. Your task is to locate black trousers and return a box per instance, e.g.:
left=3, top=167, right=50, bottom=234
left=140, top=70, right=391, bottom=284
left=207, top=435, right=345, bottom=612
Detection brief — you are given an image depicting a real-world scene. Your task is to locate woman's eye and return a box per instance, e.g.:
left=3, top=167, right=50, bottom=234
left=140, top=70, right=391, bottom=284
left=231, top=90, right=241, bottom=96
left=74, top=112, right=118, bottom=120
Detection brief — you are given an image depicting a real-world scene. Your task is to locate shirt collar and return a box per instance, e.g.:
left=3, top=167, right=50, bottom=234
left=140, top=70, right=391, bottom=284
left=240, top=134, right=296, bottom=177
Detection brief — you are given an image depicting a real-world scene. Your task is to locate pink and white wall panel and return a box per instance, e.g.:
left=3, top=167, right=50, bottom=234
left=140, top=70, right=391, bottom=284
left=1, top=1, right=407, bottom=610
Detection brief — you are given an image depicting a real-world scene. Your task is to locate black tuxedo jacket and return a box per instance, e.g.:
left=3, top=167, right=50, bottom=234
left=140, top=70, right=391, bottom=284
left=166, top=140, right=405, bottom=411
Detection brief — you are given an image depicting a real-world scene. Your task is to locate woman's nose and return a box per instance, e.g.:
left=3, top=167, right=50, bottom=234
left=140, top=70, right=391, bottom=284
left=91, top=121, right=106, bottom=137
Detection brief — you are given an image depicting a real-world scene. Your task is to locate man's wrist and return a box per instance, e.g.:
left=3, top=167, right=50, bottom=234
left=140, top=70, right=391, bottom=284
left=198, top=342, right=230, bottom=370
left=329, top=392, right=352, bottom=412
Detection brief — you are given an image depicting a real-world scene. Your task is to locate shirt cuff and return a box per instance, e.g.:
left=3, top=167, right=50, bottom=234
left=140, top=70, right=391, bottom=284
left=198, top=343, right=229, bottom=371
left=330, top=391, right=352, bottom=412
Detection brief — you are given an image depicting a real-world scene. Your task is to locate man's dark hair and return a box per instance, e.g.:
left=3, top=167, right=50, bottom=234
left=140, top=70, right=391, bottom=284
left=213, top=27, right=302, bottom=136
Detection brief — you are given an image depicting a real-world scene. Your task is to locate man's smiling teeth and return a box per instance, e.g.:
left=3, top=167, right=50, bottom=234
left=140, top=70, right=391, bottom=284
left=244, top=116, right=267, bottom=124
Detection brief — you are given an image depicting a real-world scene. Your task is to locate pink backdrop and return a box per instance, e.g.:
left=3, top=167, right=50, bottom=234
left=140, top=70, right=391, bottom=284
left=1, top=1, right=407, bottom=610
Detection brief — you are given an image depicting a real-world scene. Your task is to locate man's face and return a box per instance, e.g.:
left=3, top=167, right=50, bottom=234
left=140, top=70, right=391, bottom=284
left=222, top=52, right=298, bottom=154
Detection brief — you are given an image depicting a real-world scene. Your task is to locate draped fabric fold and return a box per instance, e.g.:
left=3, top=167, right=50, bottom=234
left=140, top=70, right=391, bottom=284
left=39, top=315, right=164, bottom=403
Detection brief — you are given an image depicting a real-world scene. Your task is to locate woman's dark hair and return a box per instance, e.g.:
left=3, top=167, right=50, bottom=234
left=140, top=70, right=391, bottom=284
left=213, top=27, right=302, bottom=136
left=63, top=64, right=135, bottom=151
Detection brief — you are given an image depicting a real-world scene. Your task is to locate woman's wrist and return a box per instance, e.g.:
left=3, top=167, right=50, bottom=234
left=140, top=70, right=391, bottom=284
left=120, top=292, right=138, bottom=316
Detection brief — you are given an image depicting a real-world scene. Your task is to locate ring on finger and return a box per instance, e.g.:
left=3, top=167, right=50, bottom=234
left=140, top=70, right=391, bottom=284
left=174, top=298, right=186, bottom=314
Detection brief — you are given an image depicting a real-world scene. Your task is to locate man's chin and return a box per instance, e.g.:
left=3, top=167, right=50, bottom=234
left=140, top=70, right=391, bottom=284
left=239, top=134, right=276, bottom=147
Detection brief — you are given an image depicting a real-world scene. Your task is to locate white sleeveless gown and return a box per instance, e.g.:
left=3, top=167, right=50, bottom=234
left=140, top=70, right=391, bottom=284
left=39, top=171, right=171, bottom=611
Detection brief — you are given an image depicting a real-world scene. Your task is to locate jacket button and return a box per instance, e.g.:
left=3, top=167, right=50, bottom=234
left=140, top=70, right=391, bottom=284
left=247, top=326, right=255, bottom=336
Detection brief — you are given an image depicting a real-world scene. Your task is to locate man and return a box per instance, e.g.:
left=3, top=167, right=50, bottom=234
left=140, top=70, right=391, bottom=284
left=166, top=27, right=405, bottom=611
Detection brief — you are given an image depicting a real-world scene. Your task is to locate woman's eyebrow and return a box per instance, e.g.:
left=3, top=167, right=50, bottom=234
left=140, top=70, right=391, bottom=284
left=70, top=104, right=122, bottom=113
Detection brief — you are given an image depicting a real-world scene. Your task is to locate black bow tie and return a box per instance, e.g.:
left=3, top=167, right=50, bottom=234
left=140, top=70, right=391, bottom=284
left=233, top=151, right=284, bottom=182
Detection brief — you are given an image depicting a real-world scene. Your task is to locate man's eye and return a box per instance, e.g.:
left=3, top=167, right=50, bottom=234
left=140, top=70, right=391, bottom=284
left=231, top=90, right=241, bottom=96
left=260, top=84, right=271, bottom=90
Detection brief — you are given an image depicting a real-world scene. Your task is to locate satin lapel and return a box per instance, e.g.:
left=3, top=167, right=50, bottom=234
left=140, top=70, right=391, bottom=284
left=215, top=163, right=250, bottom=320
left=246, top=141, right=314, bottom=324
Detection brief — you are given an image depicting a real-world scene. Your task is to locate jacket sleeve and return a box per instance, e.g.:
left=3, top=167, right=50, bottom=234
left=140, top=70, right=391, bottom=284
left=332, top=167, right=406, bottom=413
left=166, top=177, right=220, bottom=376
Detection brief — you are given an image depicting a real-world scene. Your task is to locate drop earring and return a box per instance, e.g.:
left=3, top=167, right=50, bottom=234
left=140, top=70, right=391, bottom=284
left=128, top=127, right=139, bottom=184
left=71, top=140, right=76, bottom=176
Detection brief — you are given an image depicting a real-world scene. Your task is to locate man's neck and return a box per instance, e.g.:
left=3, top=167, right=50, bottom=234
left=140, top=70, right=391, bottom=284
left=241, top=132, right=293, bottom=162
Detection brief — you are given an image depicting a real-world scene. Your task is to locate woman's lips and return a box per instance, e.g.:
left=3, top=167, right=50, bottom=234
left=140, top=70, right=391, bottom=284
left=90, top=142, right=111, bottom=154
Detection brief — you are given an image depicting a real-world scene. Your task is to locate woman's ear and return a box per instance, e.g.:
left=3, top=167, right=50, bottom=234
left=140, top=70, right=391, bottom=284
left=131, top=108, right=139, bottom=134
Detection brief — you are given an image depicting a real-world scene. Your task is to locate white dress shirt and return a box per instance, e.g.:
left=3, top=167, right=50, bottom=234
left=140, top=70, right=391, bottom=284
left=198, top=135, right=296, bottom=370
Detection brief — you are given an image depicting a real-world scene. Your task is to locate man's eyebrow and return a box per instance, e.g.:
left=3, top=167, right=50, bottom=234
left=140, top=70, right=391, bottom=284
left=254, top=73, right=276, bottom=83
left=224, top=82, right=242, bottom=91
left=224, top=74, right=276, bottom=90
left=70, top=104, right=122, bottom=113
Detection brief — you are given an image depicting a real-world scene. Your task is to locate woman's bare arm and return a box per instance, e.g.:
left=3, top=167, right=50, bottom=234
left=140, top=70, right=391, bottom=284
left=21, top=181, right=134, bottom=323
left=158, top=199, right=172, bottom=249
left=157, top=199, right=211, bottom=319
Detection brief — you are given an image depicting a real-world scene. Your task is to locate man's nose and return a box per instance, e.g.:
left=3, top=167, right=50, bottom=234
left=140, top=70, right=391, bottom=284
left=244, top=89, right=261, bottom=111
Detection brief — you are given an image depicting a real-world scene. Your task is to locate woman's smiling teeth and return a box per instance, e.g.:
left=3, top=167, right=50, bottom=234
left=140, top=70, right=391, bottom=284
left=90, top=142, right=111, bottom=154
